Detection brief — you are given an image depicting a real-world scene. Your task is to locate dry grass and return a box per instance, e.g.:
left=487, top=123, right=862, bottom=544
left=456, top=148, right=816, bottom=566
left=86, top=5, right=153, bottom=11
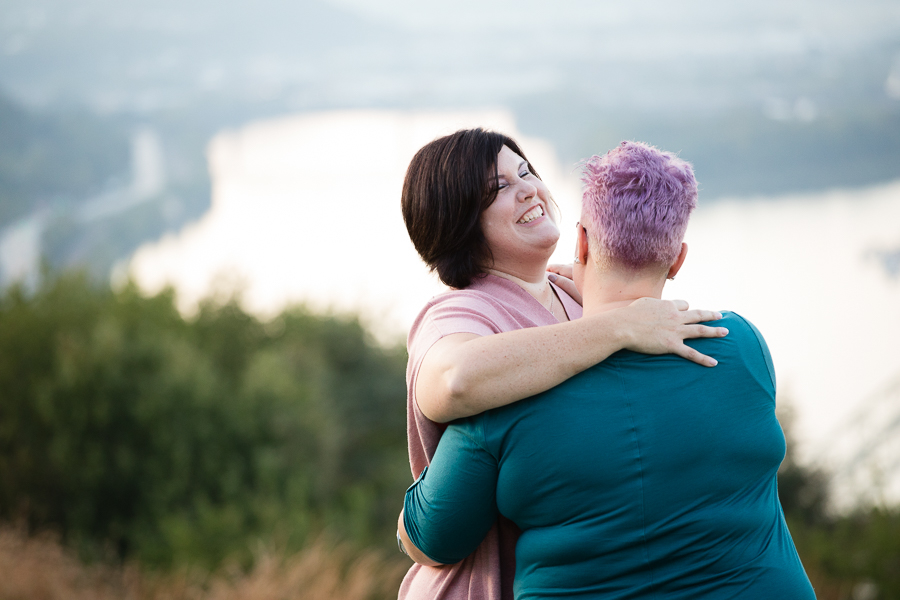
left=0, top=525, right=408, bottom=600
left=1, top=522, right=882, bottom=600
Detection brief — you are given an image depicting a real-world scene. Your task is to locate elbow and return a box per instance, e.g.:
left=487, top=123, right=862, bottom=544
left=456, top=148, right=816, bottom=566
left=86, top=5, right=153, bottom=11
left=444, top=368, right=471, bottom=411
left=419, top=368, right=472, bottom=424
left=435, top=368, right=476, bottom=423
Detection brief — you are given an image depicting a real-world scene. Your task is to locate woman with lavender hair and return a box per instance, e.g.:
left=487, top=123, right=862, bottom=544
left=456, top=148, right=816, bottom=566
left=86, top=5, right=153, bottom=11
left=399, top=141, right=816, bottom=598
left=396, top=131, right=729, bottom=599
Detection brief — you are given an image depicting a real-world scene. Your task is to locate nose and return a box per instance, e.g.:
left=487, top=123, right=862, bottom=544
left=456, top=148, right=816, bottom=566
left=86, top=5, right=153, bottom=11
left=516, top=178, right=537, bottom=202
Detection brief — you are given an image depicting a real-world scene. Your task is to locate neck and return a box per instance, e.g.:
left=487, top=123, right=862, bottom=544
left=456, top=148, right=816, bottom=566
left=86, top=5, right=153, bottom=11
left=580, top=263, right=667, bottom=317
left=484, top=249, right=551, bottom=286
left=485, top=263, right=553, bottom=307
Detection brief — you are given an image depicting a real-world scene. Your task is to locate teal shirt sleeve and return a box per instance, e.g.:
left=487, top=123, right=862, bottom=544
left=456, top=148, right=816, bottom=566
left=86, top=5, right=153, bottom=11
left=403, top=418, right=499, bottom=564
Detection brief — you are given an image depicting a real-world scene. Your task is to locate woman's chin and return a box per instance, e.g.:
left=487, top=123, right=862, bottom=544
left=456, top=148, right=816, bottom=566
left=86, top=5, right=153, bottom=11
left=496, top=239, right=559, bottom=270
left=520, top=217, right=559, bottom=240
left=535, top=228, right=561, bottom=251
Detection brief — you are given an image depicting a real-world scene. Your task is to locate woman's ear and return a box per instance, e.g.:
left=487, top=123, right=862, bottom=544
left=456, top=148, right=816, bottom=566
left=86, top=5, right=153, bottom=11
left=667, top=243, right=688, bottom=279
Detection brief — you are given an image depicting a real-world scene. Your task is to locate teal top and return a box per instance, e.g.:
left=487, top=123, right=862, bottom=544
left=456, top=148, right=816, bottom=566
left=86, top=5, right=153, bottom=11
left=404, top=312, right=816, bottom=599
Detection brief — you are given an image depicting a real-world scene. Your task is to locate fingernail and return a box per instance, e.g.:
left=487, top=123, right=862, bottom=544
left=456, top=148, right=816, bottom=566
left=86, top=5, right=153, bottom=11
left=715, top=312, right=723, bottom=320
left=709, top=358, right=718, bottom=366
left=720, top=328, right=729, bottom=336
left=548, top=273, right=557, bottom=282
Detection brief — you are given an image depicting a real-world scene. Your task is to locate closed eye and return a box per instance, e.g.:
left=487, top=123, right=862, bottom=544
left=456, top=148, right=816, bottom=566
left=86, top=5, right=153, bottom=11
left=518, top=160, right=532, bottom=178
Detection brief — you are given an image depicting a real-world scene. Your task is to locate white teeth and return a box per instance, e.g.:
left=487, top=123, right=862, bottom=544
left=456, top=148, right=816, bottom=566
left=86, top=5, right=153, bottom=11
left=517, top=205, right=544, bottom=224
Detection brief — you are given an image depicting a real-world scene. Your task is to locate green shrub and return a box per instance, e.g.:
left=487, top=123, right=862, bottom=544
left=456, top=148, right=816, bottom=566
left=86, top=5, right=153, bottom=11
left=0, top=273, right=408, bottom=568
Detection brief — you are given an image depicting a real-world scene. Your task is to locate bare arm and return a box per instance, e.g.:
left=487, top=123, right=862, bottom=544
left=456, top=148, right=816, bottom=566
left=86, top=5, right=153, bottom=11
left=417, top=298, right=727, bottom=423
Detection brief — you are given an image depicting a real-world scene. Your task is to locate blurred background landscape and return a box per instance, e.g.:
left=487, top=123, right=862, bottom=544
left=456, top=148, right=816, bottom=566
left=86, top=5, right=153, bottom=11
left=1, top=0, right=899, bottom=598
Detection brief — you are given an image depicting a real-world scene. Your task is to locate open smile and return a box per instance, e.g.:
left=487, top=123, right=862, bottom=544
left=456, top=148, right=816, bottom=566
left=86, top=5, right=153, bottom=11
left=517, top=205, right=544, bottom=224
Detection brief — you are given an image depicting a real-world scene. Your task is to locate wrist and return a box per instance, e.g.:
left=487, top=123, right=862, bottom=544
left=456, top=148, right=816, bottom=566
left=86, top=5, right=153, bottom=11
left=397, top=529, right=409, bottom=556
left=598, top=307, right=633, bottom=351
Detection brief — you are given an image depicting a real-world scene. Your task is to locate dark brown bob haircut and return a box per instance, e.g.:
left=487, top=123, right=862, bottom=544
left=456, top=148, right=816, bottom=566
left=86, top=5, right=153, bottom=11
left=401, top=128, right=540, bottom=289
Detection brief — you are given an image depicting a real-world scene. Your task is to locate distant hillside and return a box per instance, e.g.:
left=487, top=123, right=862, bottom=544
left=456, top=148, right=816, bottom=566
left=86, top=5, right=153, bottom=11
left=514, top=99, right=900, bottom=200
left=0, top=93, right=129, bottom=228
left=2, top=0, right=898, bottom=200
left=0, top=92, right=210, bottom=283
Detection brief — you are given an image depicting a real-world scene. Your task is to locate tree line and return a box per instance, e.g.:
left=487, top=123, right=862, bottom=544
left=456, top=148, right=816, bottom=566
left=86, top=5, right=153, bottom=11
left=0, top=272, right=409, bottom=568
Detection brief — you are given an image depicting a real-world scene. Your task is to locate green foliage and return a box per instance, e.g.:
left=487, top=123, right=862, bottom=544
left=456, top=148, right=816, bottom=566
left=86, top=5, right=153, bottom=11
left=776, top=404, right=900, bottom=598
left=777, top=404, right=830, bottom=526
left=0, top=272, right=409, bottom=569
left=788, top=508, right=900, bottom=599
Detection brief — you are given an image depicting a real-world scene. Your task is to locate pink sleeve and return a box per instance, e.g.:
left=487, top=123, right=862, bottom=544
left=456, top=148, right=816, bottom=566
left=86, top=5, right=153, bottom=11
left=406, top=292, right=509, bottom=478
left=408, top=292, right=506, bottom=372
left=428, top=295, right=504, bottom=338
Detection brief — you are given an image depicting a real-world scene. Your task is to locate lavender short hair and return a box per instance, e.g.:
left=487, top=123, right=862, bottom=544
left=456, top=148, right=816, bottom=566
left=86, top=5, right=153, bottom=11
left=581, top=141, right=697, bottom=270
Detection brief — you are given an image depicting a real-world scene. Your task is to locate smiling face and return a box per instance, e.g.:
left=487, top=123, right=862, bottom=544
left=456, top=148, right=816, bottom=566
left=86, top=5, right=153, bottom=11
left=479, top=145, right=560, bottom=275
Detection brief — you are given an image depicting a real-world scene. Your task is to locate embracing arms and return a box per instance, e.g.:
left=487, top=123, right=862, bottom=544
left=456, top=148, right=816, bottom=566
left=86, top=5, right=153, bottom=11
left=399, top=424, right=499, bottom=566
left=417, top=297, right=727, bottom=423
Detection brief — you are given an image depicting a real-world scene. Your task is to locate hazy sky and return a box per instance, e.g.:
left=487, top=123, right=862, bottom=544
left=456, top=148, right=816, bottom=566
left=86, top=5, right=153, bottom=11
left=3, top=0, right=899, bottom=113
left=326, top=0, right=900, bottom=43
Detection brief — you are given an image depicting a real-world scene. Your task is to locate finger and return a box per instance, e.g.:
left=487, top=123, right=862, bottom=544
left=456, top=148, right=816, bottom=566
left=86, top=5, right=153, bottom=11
left=674, top=344, right=718, bottom=367
left=680, top=324, right=729, bottom=339
left=548, top=273, right=583, bottom=306
left=546, top=263, right=574, bottom=279
left=679, top=309, right=723, bottom=324
left=670, top=299, right=690, bottom=311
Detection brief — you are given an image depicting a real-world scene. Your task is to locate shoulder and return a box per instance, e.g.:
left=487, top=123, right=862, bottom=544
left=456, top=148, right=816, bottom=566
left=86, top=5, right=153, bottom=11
left=408, top=273, right=546, bottom=345
left=682, top=311, right=765, bottom=345
left=411, top=288, right=508, bottom=338
left=719, top=311, right=769, bottom=348
left=405, top=287, right=510, bottom=373
left=704, top=311, right=777, bottom=392
left=424, top=287, right=505, bottom=313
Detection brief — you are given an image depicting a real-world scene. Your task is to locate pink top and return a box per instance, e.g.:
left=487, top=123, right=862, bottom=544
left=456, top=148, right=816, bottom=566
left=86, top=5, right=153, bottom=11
left=399, top=274, right=583, bottom=600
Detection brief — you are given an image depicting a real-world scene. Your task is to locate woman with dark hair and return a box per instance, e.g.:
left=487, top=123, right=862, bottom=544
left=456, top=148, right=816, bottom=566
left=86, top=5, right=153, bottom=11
left=397, top=129, right=728, bottom=600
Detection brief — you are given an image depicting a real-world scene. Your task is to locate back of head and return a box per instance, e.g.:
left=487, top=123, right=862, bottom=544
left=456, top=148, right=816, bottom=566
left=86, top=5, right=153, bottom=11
left=581, top=141, right=697, bottom=271
left=401, top=128, right=538, bottom=289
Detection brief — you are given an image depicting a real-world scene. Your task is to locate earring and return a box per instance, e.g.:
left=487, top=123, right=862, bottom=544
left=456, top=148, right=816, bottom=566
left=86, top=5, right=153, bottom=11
left=667, top=276, right=675, bottom=281
left=574, top=256, right=581, bottom=264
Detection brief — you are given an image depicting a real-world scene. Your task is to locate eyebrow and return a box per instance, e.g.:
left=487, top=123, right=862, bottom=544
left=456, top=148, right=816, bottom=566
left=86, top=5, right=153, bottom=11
left=489, top=160, right=529, bottom=183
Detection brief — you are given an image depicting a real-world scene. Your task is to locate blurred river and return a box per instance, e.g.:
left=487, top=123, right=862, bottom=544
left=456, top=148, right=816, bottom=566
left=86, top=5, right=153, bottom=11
left=128, top=109, right=900, bottom=508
